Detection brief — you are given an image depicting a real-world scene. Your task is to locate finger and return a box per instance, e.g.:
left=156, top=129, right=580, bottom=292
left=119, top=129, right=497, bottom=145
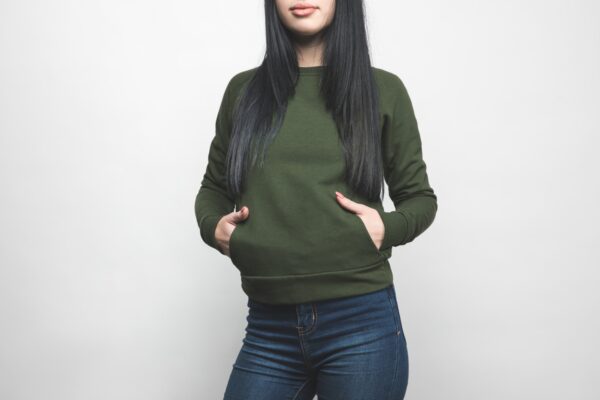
left=231, top=206, right=249, bottom=223
left=335, top=191, right=364, bottom=214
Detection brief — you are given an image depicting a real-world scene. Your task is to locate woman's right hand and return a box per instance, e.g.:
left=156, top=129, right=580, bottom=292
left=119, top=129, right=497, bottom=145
left=215, top=206, right=250, bottom=257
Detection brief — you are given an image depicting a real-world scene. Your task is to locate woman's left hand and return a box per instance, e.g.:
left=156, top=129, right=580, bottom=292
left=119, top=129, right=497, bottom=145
left=335, top=191, right=385, bottom=250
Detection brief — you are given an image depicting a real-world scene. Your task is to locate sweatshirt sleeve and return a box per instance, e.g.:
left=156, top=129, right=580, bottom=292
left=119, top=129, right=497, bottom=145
left=376, top=76, right=438, bottom=250
left=194, top=79, right=236, bottom=255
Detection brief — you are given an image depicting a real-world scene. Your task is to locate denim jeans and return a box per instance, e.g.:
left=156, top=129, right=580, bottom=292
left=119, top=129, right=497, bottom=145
left=223, top=283, right=409, bottom=399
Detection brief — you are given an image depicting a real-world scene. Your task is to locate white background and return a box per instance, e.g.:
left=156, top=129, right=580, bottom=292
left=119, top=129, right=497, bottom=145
left=1, top=1, right=599, bottom=399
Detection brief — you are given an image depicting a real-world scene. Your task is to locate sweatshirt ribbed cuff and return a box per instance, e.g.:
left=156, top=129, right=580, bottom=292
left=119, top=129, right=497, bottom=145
left=376, top=209, right=408, bottom=250
left=200, top=214, right=225, bottom=255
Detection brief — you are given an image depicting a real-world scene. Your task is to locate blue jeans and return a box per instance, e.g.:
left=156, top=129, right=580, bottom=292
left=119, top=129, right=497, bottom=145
left=223, top=284, right=409, bottom=399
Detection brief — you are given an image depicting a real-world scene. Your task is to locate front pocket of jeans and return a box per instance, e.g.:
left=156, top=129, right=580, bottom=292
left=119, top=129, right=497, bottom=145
left=386, top=287, right=406, bottom=341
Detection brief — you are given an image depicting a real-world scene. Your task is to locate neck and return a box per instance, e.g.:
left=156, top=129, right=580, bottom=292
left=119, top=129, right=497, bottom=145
left=292, top=32, right=325, bottom=67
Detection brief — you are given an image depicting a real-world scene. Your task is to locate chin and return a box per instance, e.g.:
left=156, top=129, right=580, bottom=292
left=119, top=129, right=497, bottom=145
left=290, top=24, right=325, bottom=37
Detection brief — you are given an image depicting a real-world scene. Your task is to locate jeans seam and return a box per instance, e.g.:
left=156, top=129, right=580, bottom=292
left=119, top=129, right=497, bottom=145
left=300, top=304, right=318, bottom=335
left=295, top=306, right=314, bottom=371
left=386, top=286, right=401, bottom=335
left=388, top=325, right=401, bottom=400
left=386, top=285, right=402, bottom=400
left=291, top=377, right=313, bottom=400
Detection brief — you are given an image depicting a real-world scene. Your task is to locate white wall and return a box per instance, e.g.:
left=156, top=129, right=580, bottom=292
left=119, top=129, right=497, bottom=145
left=0, top=1, right=598, bottom=399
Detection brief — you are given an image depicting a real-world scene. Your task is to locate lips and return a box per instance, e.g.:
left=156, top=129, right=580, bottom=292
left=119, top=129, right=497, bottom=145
left=290, top=2, right=318, bottom=17
left=290, top=2, right=318, bottom=10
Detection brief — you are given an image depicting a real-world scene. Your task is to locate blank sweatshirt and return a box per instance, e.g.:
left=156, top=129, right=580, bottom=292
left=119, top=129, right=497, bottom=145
left=195, top=65, right=437, bottom=305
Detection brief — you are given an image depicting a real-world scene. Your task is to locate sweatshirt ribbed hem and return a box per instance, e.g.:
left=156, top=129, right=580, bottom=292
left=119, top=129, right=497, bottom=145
left=239, top=258, right=394, bottom=305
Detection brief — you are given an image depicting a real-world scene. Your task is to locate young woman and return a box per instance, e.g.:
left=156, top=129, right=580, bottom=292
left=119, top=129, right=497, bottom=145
left=195, top=0, right=437, bottom=398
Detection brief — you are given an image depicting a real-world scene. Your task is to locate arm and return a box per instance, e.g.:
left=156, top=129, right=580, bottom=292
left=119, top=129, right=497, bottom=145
left=376, top=76, right=438, bottom=250
left=194, top=79, right=236, bottom=255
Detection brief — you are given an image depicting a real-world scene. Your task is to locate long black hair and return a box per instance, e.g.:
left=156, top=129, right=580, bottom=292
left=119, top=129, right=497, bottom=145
left=226, top=0, right=384, bottom=203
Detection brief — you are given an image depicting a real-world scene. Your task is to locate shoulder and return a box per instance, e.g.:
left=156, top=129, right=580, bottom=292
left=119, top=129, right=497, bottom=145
left=371, top=66, right=401, bottom=84
left=371, top=66, right=410, bottom=98
left=371, top=66, right=414, bottom=115
left=225, top=66, right=259, bottom=98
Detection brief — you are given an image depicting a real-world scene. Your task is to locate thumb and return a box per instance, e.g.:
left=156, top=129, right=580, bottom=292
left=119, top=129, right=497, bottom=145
left=335, top=191, right=364, bottom=215
left=230, top=206, right=249, bottom=224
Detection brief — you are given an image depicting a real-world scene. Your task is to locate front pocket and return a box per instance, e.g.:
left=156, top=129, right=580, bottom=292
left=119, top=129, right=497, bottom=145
left=350, top=213, right=383, bottom=257
left=227, top=204, right=386, bottom=277
left=228, top=223, right=243, bottom=267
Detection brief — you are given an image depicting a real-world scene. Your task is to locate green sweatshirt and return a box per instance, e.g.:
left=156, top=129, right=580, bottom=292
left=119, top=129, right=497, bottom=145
left=195, top=65, right=437, bottom=305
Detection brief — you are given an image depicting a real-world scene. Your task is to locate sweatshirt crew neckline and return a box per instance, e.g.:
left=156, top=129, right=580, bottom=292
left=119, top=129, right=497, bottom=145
left=298, top=65, right=325, bottom=75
